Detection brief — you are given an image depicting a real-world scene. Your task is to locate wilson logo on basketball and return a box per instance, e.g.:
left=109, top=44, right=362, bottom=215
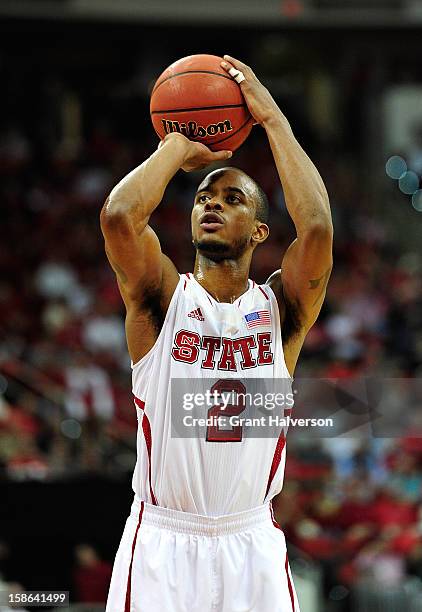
left=161, top=119, right=233, bottom=139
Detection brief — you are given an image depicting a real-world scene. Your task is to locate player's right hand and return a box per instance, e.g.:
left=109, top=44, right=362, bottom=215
left=159, top=133, right=232, bottom=172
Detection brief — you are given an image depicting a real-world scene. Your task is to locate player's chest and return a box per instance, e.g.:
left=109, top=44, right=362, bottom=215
left=171, top=300, right=275, bottom=372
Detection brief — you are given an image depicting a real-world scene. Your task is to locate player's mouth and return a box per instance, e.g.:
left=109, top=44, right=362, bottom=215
left=199, top=212, right=224, bottom=232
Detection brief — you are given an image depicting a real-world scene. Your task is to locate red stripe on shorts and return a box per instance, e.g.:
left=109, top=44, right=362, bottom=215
left=270, top=504, right=295, bottom=612
left=133, top=396, right=157, bottom=505
left=124, top=501, right=144, bottom=612
left=285, top=552, right=296, bottom=612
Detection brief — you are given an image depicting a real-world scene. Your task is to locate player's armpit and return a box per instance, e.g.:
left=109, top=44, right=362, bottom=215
left=279, top=224, right=333, bottom=331
left=267, top=224, right=332, bottom=332
left=123, top=253, right=179, bottom=364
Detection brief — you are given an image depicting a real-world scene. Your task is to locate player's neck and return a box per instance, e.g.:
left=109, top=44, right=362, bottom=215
left=193, top=254, right=251, bottom=304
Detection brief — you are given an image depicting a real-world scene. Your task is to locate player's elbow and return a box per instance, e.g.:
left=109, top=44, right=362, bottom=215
left=100, top=197, right=132, bottom=235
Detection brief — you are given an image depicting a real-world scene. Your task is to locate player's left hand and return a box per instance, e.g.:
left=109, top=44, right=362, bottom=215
left=221, top=55, right=281, bottom=126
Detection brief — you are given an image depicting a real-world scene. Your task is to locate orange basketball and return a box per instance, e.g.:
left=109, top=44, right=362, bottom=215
left=150, top=54, right=253, bottom=152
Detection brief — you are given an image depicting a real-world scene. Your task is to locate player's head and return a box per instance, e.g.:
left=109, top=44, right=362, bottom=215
left=191, top=167, right=269, bottom=262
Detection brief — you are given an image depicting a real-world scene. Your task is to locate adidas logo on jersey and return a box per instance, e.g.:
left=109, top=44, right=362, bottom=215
left=187, top=307, right=205, bottom=321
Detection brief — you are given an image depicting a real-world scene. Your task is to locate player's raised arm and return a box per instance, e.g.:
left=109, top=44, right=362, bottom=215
left=101, top=132, right=232, bottom=302
left=100, top=132, right=232, bottom=362
left=221, top=57, right=333, bottom=362
left=264, top=108, right=333, bottom=329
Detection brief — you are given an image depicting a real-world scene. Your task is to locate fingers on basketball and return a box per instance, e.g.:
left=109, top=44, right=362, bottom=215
left=198, top=141, right=231, bottom=159
left=215, top=150, right=233, bottom=160
left=223, top=55, right=254, bottom=79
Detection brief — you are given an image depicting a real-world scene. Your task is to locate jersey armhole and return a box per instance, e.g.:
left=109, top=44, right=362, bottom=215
left=264, top=283, right=294, bottom=382
left=131, top=275, right=184, bottom=370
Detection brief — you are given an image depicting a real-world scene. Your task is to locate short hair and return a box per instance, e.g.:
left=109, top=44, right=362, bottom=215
left=253, top=181, right=270, bottom=225
left=198, top=167, right=270, bottom=225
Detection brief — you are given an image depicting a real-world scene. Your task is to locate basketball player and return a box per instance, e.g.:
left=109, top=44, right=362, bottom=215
left=101, top=55, right=332, bottom=612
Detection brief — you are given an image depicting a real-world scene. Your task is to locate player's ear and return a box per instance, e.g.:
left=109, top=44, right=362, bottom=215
left=251, top=222, right=269, bottom=246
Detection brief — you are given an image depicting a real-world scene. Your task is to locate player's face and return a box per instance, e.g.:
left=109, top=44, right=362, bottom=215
left=191, top=169, right=261, bottom=261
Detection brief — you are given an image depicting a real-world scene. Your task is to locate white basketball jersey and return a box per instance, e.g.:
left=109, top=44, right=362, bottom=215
left=131, top=273, right=292, bottom=516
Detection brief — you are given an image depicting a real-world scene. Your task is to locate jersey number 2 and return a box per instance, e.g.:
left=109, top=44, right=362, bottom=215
left=206, top=379, right=246, bottom=442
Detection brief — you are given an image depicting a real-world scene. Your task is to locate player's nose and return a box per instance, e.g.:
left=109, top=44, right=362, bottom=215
left=204, top=198, right=223, bottom=211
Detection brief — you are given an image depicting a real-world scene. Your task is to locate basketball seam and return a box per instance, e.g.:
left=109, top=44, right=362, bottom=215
left=151, top=103, right=247, bottom=115
left=152, top=69, right=236, bottom=93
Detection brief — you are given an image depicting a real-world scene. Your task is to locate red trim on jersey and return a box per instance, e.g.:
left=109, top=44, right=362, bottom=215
left=183, top=279, right=187, bottom=290
left=124, top=501, right=144, bottom=612
left=186, top=272, right=191, bottom=279
left=252, top=280, right=256, bottom=288
left=258, top=286, right=269, bottom=300
left=134, top=396, right=145, bottom=409
left=141, top=414, right=157, bottom=505
left=265, top=432, right=286, bottom=498
left=133, top=396, right=157, bottom=505
left=285, top=552, right=296, bottom=612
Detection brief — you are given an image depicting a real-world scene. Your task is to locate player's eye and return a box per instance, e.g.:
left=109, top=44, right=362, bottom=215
left=197, top=194, right=210, bottom=203
left=227, top=194, right=241, bottom=204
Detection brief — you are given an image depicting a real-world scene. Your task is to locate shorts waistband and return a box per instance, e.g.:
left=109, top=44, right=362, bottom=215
left=130, top=497, right=273, bottom=536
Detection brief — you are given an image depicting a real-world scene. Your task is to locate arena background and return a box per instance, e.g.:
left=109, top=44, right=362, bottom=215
left=1, top=1, right=422, bottom=610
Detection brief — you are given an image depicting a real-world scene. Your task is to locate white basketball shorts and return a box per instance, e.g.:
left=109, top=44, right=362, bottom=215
left=106, top=496, right=300, bottom=612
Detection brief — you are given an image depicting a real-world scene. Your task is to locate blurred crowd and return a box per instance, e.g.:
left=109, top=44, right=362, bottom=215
left=1, top=63, right=422, bottom=607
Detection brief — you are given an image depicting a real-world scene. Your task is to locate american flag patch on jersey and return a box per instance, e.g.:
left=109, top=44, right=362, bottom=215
left=244, top=310, right=271, bottom=329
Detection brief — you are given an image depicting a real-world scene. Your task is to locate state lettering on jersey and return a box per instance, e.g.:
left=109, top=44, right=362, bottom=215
left=201, top=336, right=221, bottom=369
left=171, top=330, right=274, bottom=370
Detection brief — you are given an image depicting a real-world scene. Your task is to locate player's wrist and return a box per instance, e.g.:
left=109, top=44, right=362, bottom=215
left=161, top=133, right=191, bottom=158
left=262, top=112, right=292, bottom=134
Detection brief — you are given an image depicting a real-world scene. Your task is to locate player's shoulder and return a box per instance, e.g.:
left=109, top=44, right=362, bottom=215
left=265, top=269, right=284, bottom=312
left=265, top=269, right=282, bottom=292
